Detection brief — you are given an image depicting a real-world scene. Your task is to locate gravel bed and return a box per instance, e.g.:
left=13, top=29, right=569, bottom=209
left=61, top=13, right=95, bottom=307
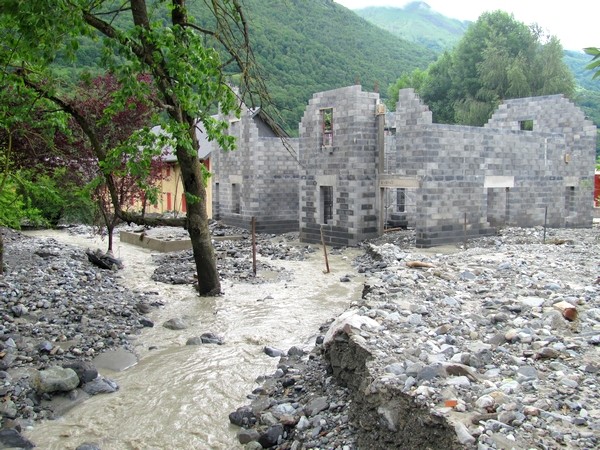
left=230, top=225, right=600, bottom=449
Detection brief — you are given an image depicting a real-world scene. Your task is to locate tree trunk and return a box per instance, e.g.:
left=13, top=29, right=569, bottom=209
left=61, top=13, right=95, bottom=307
left=176, top=144, right=221, bottom=295
left=128, top=0, right=221, bottom=295
left=169, top=0, right=220, bottom=296
left=107, top=223, right=114, bottom=255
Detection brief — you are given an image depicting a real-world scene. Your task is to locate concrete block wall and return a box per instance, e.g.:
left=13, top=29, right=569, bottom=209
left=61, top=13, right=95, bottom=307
left=485, top=95, right=597, bottom=227
left=393, top=89, right=596, bottom=247
left=298, top=85, right=380, bottom=246
left=212, top=87, right=595, bottom=248
left=211, top=110, right=300, bottom=233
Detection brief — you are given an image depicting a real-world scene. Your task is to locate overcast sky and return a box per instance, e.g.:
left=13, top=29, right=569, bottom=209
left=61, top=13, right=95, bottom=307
left=334, top=0, right=598, bottom=52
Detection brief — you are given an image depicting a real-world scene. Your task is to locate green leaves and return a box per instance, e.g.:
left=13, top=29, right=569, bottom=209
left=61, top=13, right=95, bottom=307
left=416, top=11, right=575, bottom=126
left=584, top=47, right=600, bottom=80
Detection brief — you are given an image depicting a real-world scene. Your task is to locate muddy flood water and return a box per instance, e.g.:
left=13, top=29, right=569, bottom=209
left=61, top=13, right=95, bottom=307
left=22, top=230, right=364, bottom=449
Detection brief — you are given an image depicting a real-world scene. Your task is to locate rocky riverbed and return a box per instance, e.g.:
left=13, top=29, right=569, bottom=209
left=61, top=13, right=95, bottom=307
left=0, top=222, right=334, bottom=449
left=229, top=225, right=600, bottom=450
left=1, top=223, right=599, bottom=450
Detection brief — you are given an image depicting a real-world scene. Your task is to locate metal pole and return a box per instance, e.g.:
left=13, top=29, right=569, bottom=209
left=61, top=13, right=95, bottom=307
left=320, top=225, right=330, bottom=274
left=251, top=217, right=257, bottom=276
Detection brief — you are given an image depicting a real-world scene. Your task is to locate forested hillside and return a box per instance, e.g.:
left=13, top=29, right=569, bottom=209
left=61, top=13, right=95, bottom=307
left=196, top=0, right=436, bottom=133
left=53, top=0, right=436, bottom=135
left=354, top=2, right=469, bottom=52
left=51, top=0, right=598, bottom=142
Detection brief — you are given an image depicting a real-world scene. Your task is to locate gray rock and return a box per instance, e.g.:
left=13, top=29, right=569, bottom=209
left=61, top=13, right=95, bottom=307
left=587, top=335, right=600, bottom=345
left=238, top=427, right=260, bottom=445
left=229, top=406, right=256, bottom=427
left=296, top=415, right=310, bottom=430
left=287, top=346, right=305, bottom=357
left=0, top=428, right=35, bottom=449
left=454, top=422, right=475, bottom=445
left=135, top=302, right=152, bottom=314
left=260, top=411, right=279, bottom=426
left=407, top=313, right=423, bottom=325
left=76, top=443, right=101, bottom=450
left=38, top=341, right=54, bottom=353
left=384, top=363, right=405, bottom=375
left=63, top=361, right=99, bottom=385
left=244, top=441, right=263, bottom=450
left=417, top=364, right=445, bottom=381
left=82, top=376, right=119, bottom=395
left=162, top=318, right=188, bottom=330
left=517, top=365, right=538, bottom=380
left=200, top=332, right=224, bottom=345
left=446, top=376, right=471, bottom=387
left=258, top=423, right=284, bottom=448
left=11, top=304, right=28, bottom=317
left=33, top=366, right=79, bottom=393
left=264, top=346, right=285, bottom=358
left=304, top=396, right=329, bottom=416
left=139, top=317, right=154, bottom=327
left=273, top=403, right=296, bottom=416
left=544, top=282, right=561, bottom=291
left=560, top=378, right=579, bottom=388
left=0, top=399, right=17, bottom=419
left=460, top=271, right=476, bottom=280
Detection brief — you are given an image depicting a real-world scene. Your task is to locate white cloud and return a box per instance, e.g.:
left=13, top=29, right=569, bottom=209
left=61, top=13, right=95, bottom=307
left=335, top=0, right=599, bottom=51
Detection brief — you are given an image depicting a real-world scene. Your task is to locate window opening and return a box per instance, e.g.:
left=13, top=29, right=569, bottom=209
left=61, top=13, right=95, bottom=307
left=396, top=188, right=406, bottom=213
left=232, top=183, right=241, bottom=214
left=565, top=186, right=575, bottom=214
left=321, top=186, right=333, bottom=224
left=322, top=108, right=333, bottom=147
left=519, top=119, right=533, bottom=131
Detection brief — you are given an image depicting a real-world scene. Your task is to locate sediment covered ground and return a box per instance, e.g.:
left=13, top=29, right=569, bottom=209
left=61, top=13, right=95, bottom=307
left=230, top=225, right=600, bottom=450
left=1, top=223, right=599, bottom=449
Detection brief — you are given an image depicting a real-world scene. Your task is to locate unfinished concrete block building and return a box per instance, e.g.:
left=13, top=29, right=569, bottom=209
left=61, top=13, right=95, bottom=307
left=211, top=107, right=300, bottom=234
left=212, top=85, right=597, bottom=247
left=391, top=89, right=596, bottom=246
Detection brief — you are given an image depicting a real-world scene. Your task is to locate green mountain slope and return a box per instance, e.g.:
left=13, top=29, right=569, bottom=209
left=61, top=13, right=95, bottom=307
left=354, top=2, right=469, bottom=52
left=54, top=0, right=437, bottom=135
left=564, top=50, right=599, bottom=91
left=354, top=3, right=599, bottom=97
left=204, top=0, right=437, bottom=133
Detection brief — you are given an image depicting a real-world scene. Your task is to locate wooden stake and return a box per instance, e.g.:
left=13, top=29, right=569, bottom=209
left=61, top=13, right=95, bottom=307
left=463, top=212, right=467, bottom=249
left=320, top=225, right=330, bottom=274
left=543, top=206, right=548, bottom=244
left=251, top=217, right=257, bottom=276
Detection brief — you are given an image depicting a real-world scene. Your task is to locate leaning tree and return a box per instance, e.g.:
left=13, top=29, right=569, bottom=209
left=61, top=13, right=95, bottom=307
left=1, top=0, right=267, bottom=294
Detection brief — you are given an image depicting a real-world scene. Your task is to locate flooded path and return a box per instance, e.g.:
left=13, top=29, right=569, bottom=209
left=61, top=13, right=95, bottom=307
left=23, top=230, right=363, bottom=449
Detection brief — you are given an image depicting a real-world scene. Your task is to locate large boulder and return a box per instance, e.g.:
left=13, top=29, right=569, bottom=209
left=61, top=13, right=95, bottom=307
left=33, top=366, right=79, bottom=394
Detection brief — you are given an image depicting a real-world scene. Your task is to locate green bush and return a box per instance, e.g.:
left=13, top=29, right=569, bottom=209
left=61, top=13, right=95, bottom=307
left=1, top=168, right=97, bottom=229
left=0, top=177, right=48, bottom=229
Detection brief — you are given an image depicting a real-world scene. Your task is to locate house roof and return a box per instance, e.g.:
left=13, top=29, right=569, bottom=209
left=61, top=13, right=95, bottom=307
left=152, top=106, right=287, bottom=163
left=248, top=107, right=290, bottom=138
left=151, top=123, right=213, bottom=163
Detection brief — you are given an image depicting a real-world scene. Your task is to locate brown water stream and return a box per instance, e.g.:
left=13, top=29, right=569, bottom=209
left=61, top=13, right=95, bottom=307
left=22, top=230, right=363, bottom=449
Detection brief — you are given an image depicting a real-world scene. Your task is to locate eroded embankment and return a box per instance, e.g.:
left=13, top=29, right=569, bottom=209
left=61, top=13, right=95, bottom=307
left=325, top=322, right=463, bottom=450
left=230, top=226, right=600, bottom=450
left=228, top=311, right=465, bottom=450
